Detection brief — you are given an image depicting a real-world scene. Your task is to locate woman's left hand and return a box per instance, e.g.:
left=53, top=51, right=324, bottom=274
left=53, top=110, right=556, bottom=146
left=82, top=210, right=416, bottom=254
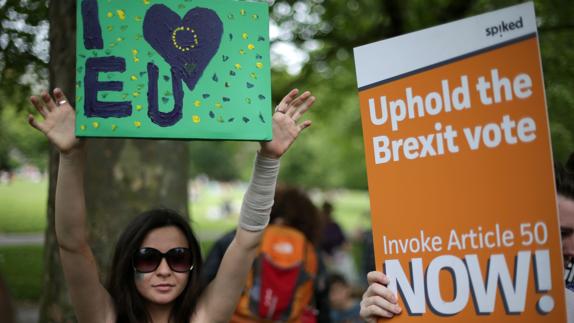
left=259, top=89, right=315, bottom=159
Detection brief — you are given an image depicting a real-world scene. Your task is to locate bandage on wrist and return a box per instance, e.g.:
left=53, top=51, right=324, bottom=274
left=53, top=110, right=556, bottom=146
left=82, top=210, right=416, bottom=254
left=239, top=152, right=280, bottom=231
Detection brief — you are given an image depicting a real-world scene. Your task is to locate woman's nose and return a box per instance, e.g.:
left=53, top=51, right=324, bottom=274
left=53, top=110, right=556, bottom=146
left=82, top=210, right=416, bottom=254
left=156, top=258, right=172, bottom=275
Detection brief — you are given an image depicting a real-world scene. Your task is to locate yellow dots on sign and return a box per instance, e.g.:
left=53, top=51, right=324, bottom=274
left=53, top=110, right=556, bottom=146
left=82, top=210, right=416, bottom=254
left=172, top=27, right=199, bottom=52
left=80, top=125, right=87, bottom=131
left=215, top=102, right=222, bottom=109
left=252, top=14, right=259, bottom=20
left=132, top=92, right=140, bottom=97
left=116, top=9, right=126, bottom=21
left=92, top=121, right=100, bottom=129
left=116, top=37, right=124, bottom=42
left=250, top=72, right=257, bottom=79
left=111, top=124, right=118, bottom=131
left=132, top=49, right=140, bottom=63
left=192, top=115, right=201, bottom=123
left=130, top=75, right=138, bottom=81
left=143, top=0, right=150, bottom=5
left=234, top=63, right=242, bottom=70
left=136, top=104, right=143, bottom=111
left=134, top=121, right=142, bottom=128
left=194, top=100, right=202, bottom=107
left=106, top=25, right=113, bottom=32
left=256, top=62, right=264, bottom=69
left=242, top=33, right=249, bottom=40
left=239, top=49, right=245, bottom=55
left=240, top=9, right=246, bottom=16
left=248, top=44, right=255, bottom=50
left=107, top=12, right=113, bottom=18
left=134, top=16, right=142, bottom=22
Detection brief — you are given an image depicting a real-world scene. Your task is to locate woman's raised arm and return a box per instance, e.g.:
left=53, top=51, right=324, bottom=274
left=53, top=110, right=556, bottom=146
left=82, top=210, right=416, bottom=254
left=194, top=89, right=315, bottom=323
left=28, top=89, right=114, bottom=323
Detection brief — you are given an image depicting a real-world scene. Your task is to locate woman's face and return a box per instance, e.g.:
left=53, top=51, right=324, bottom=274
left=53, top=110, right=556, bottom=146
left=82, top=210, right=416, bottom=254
left=134, top=226, right=190, bottom=305
left=329, top=281, right=350, bottom=310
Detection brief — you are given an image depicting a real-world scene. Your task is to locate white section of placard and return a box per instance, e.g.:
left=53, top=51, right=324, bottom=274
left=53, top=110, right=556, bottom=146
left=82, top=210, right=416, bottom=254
left=353, top=2, right=537, bottom=89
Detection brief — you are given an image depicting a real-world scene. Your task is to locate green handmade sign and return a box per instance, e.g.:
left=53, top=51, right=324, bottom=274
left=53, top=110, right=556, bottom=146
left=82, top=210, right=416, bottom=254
left=76, top=0, right=271, bottom=140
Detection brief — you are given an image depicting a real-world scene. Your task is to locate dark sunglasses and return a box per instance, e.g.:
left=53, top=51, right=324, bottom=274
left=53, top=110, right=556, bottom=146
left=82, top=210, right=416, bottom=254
left=132, top=247, right=193, bottom=273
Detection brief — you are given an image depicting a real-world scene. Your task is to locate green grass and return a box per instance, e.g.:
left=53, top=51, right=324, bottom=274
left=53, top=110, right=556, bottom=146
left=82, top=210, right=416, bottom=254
left=0, top=245, right=44, bottom=301
left=329, top=190, right=373, bottom=233
left=199, top=240, right=215, bottom=259
left=0, top=180, right=48, bottom=233
left=0, top=179, right=372, bottom=234
left=189, top=186, right=242, bottom=234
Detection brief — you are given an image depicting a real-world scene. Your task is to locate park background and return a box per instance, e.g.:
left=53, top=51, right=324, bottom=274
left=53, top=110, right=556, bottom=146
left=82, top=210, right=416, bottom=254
left=0, top=0, right=573, bottom=322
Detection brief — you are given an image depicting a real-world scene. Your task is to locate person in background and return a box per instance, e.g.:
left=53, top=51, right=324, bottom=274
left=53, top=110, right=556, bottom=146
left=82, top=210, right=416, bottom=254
left=320, top=201, right=359, bottom=287
left=358, top=228, right=375, bottom=289
left=320, top=202, right=346, bottom=256
left=557, top=160, right=574, bottom=322
left=327, top=273, right=361, bottom=323
left=201, top=185, right=331, bottom=322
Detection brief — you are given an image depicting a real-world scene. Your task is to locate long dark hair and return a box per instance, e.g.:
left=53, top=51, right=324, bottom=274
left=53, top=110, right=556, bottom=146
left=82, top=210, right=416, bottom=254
left=107, top=208, right=204, bottom=323
left=270, top=185, right=322, bottom=245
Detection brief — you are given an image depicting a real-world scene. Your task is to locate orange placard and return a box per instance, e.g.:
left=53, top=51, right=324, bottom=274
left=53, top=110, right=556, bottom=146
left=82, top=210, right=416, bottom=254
left=354, top=3, right=566, bottom=322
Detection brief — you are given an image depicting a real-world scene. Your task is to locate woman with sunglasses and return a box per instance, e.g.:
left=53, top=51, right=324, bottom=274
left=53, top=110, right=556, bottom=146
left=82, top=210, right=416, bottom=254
left=27, top=87, right=315, bottom=323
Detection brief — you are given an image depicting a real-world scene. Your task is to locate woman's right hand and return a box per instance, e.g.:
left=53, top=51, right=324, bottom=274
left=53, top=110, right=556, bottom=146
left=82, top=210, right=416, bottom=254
left=360, top=271, right=402, bottom=322
left=28, top=88, right=82, bottom=155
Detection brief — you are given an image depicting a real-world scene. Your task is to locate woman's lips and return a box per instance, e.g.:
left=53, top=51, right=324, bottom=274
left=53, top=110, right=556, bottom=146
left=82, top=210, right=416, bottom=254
left=153, top=284, right=174, bottom=292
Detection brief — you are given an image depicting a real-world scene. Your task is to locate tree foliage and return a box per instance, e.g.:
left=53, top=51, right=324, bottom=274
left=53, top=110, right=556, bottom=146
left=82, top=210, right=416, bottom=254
left=0, top=0, right=48, bottom=106
left=270, top=0, right=574, bottom=188
left=0, top=0, right=49, bottom=172
left=0, top=105, right=48, bottom=171
left=1, top=0, right=573, bottom=187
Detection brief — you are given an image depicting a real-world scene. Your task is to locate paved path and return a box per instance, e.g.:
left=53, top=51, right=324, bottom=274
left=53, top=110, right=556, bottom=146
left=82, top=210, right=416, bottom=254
left=0, top=230, right=223, bottom=247
left=15, top=302, right=39, bottom=323
left=0, top=233, right=44, bottom=246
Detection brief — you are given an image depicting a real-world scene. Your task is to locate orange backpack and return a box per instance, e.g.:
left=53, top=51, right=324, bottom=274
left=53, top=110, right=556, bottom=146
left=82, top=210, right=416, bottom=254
left=231, top=224, right=318, bottom=323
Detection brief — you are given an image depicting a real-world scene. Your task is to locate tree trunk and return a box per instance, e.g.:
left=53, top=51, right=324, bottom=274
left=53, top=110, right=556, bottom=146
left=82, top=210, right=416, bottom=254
left=39, top=2, right=189, bottom=322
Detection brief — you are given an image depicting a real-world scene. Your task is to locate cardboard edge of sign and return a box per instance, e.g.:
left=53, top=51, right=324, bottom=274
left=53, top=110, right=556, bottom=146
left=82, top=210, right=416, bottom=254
left=74, top=132, right=273, bottom=142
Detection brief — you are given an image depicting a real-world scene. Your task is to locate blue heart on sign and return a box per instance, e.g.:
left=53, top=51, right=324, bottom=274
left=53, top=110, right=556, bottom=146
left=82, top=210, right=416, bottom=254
left=143, top=5, right=223, bottom=90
